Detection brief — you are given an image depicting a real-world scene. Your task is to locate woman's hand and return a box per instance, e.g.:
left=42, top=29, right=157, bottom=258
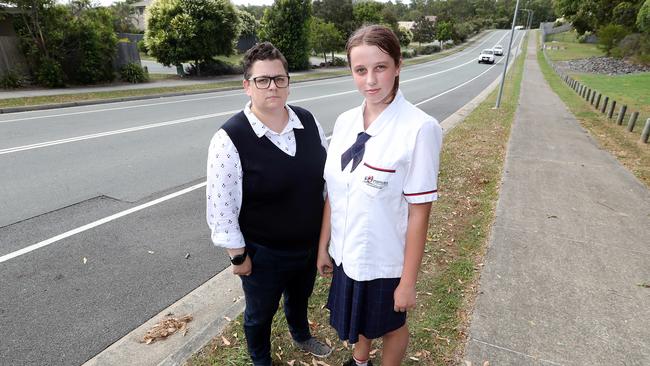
left=232, top=255, right=252, bottom=276
left=317, top=250, right=334, bottom=277
left=393, top=282, right=417, bottom=313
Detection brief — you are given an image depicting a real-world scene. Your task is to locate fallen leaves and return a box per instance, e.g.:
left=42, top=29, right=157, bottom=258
left=141, top=314, right=193, bottom=344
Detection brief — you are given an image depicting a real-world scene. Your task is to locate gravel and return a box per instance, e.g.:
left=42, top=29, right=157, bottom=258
left=555, top=56, right=650, bottom=75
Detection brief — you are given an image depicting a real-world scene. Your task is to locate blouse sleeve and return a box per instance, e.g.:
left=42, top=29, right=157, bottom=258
left=403, top=119, right=443, bottom=204
left=206, top=129, right=245, bottom=249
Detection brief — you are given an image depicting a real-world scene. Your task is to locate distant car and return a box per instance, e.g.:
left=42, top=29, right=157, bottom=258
left=493, top=45, right=504, bottom=56
left=478, top=49, right=495, bottom=64
left=515, top=25, right=524, bottom=30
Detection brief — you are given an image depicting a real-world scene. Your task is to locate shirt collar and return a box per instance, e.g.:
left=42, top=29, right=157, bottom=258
left=243, top=101, right=304, bottom=138
left=355, top=90, right=404, bottom=137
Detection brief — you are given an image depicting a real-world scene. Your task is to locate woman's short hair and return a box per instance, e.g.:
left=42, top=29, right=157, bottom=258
left=243, top=42, right=289, bottom=80
left=346, top=25, right=402, bottom=104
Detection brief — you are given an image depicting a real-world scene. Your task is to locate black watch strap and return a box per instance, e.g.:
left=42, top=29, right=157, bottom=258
left=230, top=249, right=247, bottom=265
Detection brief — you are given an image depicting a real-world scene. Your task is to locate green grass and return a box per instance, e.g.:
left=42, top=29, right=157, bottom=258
left=186, top=32, right=529, bottom=366
left=545, top=30, right=579, bottom=43
left=545, top=41, right=604, bottom=61
left=544, top=30, right=604, bottom=61
left=538, top=37, right=650, bottom=187
left=573, top=72, right=650, bottom=118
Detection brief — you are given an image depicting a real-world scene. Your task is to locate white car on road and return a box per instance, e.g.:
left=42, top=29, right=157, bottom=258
left=493, top=45, right=504, bottom=56
left=478, top=49, right=495, bottom=64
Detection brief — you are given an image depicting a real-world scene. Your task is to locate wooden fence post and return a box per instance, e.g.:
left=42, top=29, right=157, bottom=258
left=627, top=111, right=639, bottom=132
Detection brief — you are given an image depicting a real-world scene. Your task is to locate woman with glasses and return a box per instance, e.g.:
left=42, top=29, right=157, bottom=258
left=206, top=42, right=331, bottom=366
left=317, top=25, right=442, bottom=366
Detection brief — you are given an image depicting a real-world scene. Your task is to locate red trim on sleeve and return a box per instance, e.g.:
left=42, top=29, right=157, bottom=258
left=403, top=189, right=438, bottom=196
left=363, top=162, right=396, bottom=173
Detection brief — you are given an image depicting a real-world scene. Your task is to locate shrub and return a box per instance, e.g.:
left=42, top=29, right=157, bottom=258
left=0, top=69, right=23, bottom=89
left=577, top=31, right=592, bottom=43
left=137, top=40, right=148, bottom=54
left=597, top=24, right=630, bottom=56
left=330, top=57, right=347, bottom=67
left=36, top=58, right=65, bottom=88
left=415, top=44, right=441, bottom=55
left=185, top=59, right=242, bottom=76
left=120, top=62, right=149, bottom=83
left=401, top=50, right=413, bottom=58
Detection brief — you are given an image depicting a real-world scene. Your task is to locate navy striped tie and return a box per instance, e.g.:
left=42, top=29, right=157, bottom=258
left=340, top=132, right=371, bottom=172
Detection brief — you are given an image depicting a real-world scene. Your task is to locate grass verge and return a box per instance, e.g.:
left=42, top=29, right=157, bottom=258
left=544, top=30, right=603, bottom=61
left=186, top=33, right=528, bottom=366
left=538, top=45, right=650, bottom=187
left=572, top=72, right=650, bottom=118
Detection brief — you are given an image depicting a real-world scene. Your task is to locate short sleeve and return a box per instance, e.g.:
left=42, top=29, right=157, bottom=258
left=403, top=119, right=443, bottom=204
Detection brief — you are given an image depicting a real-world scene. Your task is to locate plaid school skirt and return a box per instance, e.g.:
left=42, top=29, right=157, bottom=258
left=326, top=264, right=406, bottom=343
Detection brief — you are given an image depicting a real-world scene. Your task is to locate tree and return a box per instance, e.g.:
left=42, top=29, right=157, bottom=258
left=613, top=2, right=640, bottom=29
left=411, top=16, right=435, bottom=44
left=9, top=0, right=117, bottom=86
left=309, top=17, right=344, bottom=63
left=396, top=26, right=412, bottom=47
left=353, top=1, right=384, bottom=25
left=145, top=0, right=240, bottom=73
left=638, top=0, right=650, bottom=33
left=435, top=21, right=453, bottom=49
left=259, top=0, right=311, bottom=70
left=597, top=23, right=630, bottom=55
left=313, top=0, right=356, bottom=38
left=110, top=1, right=139, bottom=33
left=238, top=9, right=259, bottom=38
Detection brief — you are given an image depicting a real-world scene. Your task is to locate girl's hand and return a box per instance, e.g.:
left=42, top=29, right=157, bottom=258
left=393, top=282, right=417, bottom=312
left=317, top=251, right=334, bottom=277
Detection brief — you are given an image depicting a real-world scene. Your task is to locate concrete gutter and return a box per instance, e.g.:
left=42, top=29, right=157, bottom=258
left=82, top=267, right=245, bottom=366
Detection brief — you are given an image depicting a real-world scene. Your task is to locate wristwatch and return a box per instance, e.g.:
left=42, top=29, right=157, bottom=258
left=230, top=249, right=247, bottom=265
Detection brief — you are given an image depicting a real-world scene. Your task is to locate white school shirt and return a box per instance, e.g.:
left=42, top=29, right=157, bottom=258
left=206, top=102, right=328, bottom=249
left=324, top=90, right=442, bottom=281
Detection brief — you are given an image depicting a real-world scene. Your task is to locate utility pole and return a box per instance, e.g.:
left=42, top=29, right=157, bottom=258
left=495, top=0, right=520, bottom=108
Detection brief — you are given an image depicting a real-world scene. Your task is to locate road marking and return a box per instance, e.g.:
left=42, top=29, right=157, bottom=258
left=0, top=32, right=506, bottom=125
left=0, top=182, right=207, bottom=264
left=0, top=32, right=524, bottom=263
left=0, top=36, right=520, bottom=156
left=415, top=31, right=524, bottom=106
left=0, top=32, right=522, bottom=263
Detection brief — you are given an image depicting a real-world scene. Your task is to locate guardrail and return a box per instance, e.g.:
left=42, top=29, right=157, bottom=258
left=539, top=30, right=650, bottom=144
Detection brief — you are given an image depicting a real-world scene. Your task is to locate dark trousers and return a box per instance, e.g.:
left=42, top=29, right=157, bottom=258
left=240, top=242, right=317, bottom=366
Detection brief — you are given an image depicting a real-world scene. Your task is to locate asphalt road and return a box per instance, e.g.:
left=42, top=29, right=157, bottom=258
left=0, top=29, right=524, bottom=366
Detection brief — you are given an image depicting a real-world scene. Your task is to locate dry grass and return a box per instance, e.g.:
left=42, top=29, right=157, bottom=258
left=186, top=34, right=528, bottom=366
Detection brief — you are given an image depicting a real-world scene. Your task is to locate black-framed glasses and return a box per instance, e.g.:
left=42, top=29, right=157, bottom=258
left=249, top=75, right=290, bottom=89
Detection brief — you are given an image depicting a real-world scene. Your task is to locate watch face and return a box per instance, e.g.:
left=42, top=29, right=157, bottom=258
left=231, top=254, right=245, bottom=265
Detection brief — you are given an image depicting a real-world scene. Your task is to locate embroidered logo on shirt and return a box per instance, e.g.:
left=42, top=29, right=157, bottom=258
left=363, top=175, right=388, bottom=190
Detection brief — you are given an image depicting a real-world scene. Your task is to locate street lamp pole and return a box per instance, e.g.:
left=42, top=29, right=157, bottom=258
left=495, top=0, right=521, bottom=108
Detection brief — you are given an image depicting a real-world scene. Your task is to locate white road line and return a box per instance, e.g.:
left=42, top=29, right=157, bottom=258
left=415, top=32, right=523, bottom=106
left=1, top=41, right=518, bottom=156
left=0, top=32, right=506, bottom=125
left=0, top=33, right=525, bottom=264
left=0, top=182, right=206, bottom=264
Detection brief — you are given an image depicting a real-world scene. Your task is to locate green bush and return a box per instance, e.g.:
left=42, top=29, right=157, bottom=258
left=401, top=49, right=413, bottom=58
left=577, top=31, right=592, bottom=43
left=330, top=57, right=347, bottom=67
left=137, top=40, right=148, bottom=54
left=638, top=0, right=650, bottom=34
left=597, top=24, right=630, bottom=56
left=185, top=59, right=242, bottom=76
left=120, top=62, right=149, bottom=83
left=36, top=58, right=66, bottom=88
left=415, top=44, right=441, bottom=55
left=0, top=69, right=22, bottom=89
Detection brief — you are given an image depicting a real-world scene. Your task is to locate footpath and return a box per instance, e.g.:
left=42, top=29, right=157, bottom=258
left=464, top=32, right=650, bottom=364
